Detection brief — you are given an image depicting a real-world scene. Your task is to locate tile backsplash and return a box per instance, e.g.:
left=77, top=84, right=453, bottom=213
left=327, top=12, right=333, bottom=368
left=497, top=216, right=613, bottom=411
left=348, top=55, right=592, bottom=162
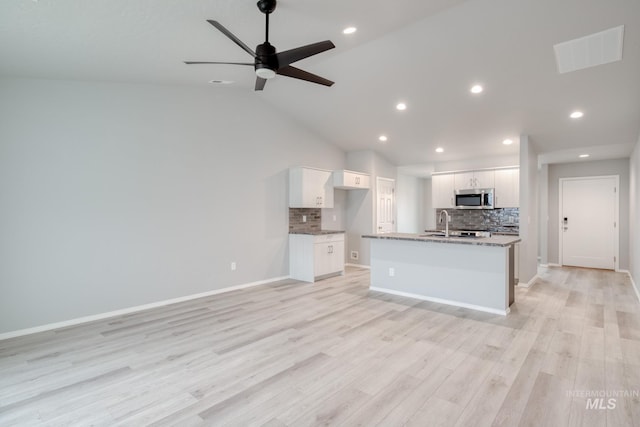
left=289, top=208, right=321, bottom=232
left=435, top=208, right=519, bottom=233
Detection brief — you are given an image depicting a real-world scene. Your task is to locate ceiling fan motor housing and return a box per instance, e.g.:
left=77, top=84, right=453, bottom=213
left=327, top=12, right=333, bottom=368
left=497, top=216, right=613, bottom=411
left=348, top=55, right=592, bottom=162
left=255, top=42, right=278, bottom=77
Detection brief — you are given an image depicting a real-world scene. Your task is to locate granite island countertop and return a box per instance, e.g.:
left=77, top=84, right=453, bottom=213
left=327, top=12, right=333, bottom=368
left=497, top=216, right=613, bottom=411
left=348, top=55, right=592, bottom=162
left=363, top=232, right=520, bottom=247
left=289, top=230, right=345, bottom=235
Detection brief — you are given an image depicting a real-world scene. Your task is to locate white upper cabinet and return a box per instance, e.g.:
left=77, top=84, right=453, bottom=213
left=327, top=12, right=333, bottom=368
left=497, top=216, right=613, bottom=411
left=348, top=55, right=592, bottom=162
left=333, top=170, right=370, bottom=190
left=454, top=170, right=495, bottom=190
left=432, top=173, right=455, bottom=208
left=494, top=168, right=520, bottom=208
left=289, top=167, right=334, bottom=208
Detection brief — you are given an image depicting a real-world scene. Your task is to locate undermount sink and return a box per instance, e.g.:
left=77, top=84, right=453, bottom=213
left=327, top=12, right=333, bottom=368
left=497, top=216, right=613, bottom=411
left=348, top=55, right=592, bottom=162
left=419, top=231, right=481, bottom=238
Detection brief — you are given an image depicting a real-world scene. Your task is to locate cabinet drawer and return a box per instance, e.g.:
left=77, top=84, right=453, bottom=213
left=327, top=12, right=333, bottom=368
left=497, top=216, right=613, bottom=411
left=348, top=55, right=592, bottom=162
left=313, top=233, right=345, bottom=244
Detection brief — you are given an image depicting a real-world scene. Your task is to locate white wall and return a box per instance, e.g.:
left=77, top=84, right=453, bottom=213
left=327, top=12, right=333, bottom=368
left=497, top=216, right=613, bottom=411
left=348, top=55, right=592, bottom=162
left=0, top=78, right=346, bottom=334
left=396, top=174, right=424, bottom=233
left=546, top=159, right=630, bottom=270
left=433, top=154, right=519, bottom=173
left=345, top=150, right=396, bottom=266
left=423, top=178, right=436, bottom=230
left=630, top=136, right=640, bottom=289
left=519, top=135, right=539, bottom=285
left=539, top=164, right=549, bottom=265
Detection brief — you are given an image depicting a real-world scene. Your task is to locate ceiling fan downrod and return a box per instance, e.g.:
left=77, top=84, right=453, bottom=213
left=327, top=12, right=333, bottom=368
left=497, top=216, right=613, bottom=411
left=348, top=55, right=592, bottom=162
left=256, top=0, right=277, bottom=44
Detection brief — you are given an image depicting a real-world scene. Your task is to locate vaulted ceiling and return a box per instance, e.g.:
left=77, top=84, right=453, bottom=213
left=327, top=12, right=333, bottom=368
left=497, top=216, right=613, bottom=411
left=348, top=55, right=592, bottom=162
left=1, top=0, right=639, bottom=171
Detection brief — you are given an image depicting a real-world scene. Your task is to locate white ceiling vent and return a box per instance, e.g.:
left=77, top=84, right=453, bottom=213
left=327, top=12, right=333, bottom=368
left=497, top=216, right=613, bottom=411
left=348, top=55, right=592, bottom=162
left=554, top=25, right=624, bottom=74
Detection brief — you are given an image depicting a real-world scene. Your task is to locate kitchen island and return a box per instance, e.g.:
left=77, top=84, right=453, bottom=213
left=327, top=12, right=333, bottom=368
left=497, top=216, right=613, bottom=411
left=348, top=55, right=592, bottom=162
left=363, top=232, right=521, bottom=315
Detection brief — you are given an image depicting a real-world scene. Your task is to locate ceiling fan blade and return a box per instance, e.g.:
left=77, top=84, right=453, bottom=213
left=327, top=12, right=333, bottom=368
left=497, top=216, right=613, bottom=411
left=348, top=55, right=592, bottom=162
left=275, top=40, right=335, bottom=67
left=184, top=61, right=254, bottom=65
left=207, top=20, right=257, bottom=58
left=255, top=77, right=267, bottom=91
left=276, top=65, right=334, bottom=87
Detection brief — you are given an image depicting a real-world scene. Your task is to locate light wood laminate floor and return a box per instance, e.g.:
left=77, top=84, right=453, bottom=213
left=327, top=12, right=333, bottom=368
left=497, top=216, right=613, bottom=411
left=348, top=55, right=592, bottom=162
left=1, top=266, right=639, bottom=426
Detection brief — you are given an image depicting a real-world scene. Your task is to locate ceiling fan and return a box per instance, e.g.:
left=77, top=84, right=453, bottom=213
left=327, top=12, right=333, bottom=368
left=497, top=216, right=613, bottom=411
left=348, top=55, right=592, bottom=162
left=185, top=0, right=335, bottom=91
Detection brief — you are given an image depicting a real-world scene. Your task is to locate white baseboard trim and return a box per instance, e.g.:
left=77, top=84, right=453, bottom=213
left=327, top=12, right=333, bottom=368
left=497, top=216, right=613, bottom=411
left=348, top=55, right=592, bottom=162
left=370, top=286, right=509, bottom=316
left=518, top=274, right=540, bottom=288
left=547, top=263, right=562, bottom=268
left=0, top=275, right=290, bottom=341
left=345, top=263, right=370, bottom=269
left=625, top=271, right=640, bottom=303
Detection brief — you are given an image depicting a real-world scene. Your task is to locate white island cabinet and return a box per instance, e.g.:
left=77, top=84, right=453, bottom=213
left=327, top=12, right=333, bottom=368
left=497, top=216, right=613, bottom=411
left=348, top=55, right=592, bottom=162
left=289, top=167, right=334, bottom=208
left=289, top=233, right=345, bottom=282
left=363, top=233, right=520, bottom=315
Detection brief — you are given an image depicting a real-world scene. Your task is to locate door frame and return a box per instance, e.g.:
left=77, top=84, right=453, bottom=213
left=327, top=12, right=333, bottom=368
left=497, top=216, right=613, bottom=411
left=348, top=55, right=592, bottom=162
left=558, top=175, right=619, bottom=270
left=376, top=177, right=396, bottom=234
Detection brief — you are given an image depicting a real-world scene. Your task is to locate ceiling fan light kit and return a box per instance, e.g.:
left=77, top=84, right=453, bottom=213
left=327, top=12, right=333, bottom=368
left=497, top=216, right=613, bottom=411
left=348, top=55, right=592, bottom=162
left=185, top=0, right=335, bottom=91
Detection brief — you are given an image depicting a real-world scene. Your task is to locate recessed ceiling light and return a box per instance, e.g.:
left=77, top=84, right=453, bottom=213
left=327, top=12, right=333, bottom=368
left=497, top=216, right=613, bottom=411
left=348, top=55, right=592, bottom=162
left=570, top=111, right=584, bottom=119
left=396, top=102, right=407, bottom=111
left=503, top=139, right=513, bottom=145
left=470, top=85, right=483, bottom=94
left=579, top=154, right=590, bottom=158
left=208, top=79, right=234, bottom=85
left=343, top=27, right=357, bottom=35
left=378, top=135, right=388, bottom=142
left=435, top=147, right=444, bottom=153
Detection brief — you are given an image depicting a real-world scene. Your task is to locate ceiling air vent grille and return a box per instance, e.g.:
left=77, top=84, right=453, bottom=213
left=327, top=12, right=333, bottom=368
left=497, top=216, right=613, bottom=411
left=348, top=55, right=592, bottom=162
left=553, top=25, right=624, bottom=74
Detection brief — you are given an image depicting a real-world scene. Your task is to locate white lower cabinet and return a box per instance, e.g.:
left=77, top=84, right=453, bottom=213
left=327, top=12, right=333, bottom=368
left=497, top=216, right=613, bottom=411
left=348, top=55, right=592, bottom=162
left=289, top=233, right=345, bottom=282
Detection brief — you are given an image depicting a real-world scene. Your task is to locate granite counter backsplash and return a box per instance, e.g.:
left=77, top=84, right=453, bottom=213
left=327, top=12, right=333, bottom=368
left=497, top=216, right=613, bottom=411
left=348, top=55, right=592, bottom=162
left=436, top=207, right=519, bottom=233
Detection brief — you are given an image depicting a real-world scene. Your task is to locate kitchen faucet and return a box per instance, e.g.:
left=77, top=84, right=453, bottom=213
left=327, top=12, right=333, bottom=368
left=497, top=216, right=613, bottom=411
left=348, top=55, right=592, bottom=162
left=439, top=210, right=450, bottom=237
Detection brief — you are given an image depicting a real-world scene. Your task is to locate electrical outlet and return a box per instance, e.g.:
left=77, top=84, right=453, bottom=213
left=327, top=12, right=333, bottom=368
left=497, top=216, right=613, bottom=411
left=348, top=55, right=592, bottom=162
left=389, top=267, right=395, bottom=277
left=350, top=251, right=359, bottom=260
left=333, top=215, right=337, bottom=221
left=302, top=215, right=307, bottom=223
left=230, top=262, right=236, bottom=271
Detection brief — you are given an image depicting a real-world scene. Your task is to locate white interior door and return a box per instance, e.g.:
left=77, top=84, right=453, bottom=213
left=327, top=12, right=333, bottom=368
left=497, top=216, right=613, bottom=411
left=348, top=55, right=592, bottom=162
left=560, top=176, right=618, bottom=270
left=377, top=177, right=395, bottom=233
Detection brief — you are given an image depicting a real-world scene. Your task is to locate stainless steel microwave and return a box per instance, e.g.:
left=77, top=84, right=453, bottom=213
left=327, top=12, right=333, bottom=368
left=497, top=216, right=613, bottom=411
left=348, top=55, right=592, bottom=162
left=455, top=188, right=494, bottom=209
